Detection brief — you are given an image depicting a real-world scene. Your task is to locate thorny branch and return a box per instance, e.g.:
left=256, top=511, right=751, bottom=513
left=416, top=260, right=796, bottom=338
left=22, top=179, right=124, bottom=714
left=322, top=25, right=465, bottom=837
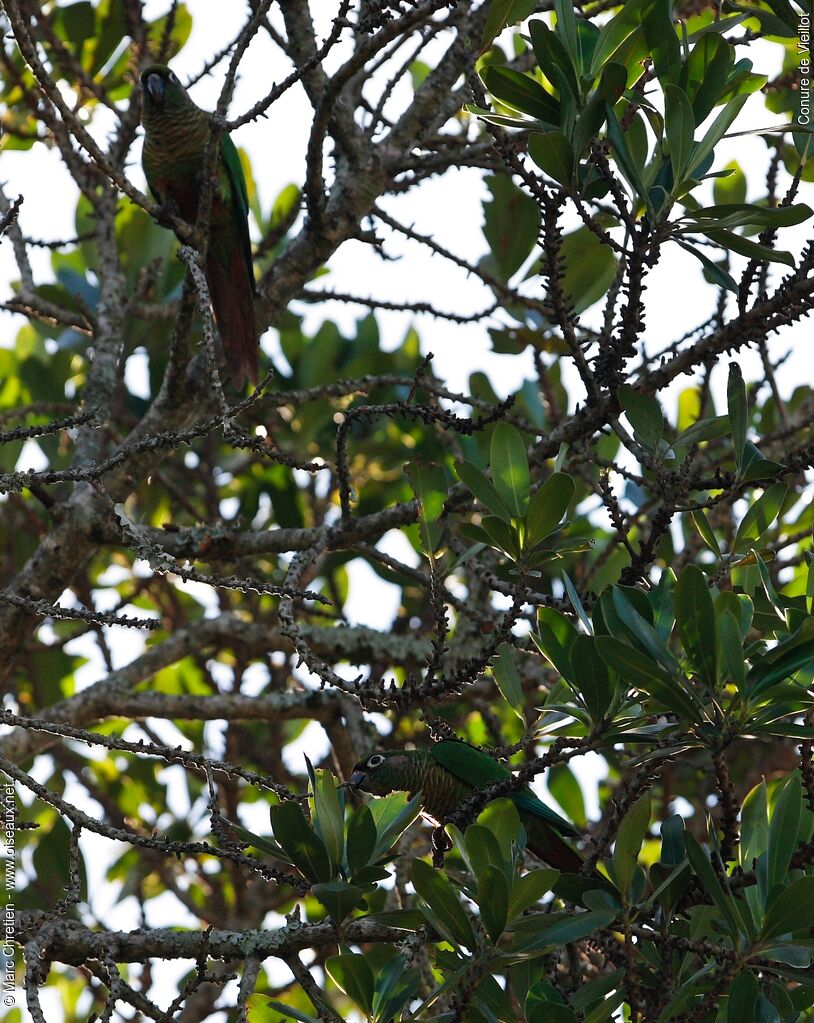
left=1, top=0, right=814, bottom=1017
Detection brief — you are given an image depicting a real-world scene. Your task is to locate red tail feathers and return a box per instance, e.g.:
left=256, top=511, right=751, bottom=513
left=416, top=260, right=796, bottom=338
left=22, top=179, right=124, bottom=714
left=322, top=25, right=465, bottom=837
left=206, top=246, right=258, bottom=389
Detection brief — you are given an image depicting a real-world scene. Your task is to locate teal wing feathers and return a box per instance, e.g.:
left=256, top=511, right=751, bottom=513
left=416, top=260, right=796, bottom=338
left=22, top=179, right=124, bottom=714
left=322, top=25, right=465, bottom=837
left=218, top=133, right=255, bottom=292
left=431, top=740, right=511, bottom=786
left=431, top=740, right=578, bottom=838
left=219, top=132, right=249, bottom=215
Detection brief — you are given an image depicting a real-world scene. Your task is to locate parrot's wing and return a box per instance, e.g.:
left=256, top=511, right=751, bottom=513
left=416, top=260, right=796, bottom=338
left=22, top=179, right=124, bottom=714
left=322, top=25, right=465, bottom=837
left=219, top=133, right=255, bottom=293
left=431, top=740, right=578, bottom=838
left=431, top=740, right=510, bottom=785
left=219, top=132, right=249, bottom=215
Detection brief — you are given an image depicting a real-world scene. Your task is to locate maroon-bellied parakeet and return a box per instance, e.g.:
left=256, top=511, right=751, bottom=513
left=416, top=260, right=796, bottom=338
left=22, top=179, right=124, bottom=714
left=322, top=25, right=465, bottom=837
left=140, top=64, right=258, bottom=388
left=349, top=740, right=585, bottom=873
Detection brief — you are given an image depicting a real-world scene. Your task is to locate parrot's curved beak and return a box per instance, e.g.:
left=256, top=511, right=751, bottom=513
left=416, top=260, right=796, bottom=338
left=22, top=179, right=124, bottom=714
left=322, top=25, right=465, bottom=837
left=347, top=770, right=367, bottom=792
left=144, top=72, right=165, bottom=104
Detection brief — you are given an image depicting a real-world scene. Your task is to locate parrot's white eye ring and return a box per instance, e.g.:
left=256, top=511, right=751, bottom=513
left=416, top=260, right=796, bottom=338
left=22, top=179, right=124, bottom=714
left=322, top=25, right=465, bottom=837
left=168, top=71, right=178, bottom=82
left=367, top=754, right=385, bottom=768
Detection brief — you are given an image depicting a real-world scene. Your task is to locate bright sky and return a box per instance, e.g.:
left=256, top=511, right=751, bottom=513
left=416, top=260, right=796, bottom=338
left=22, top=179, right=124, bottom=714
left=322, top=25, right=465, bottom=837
left=1, top=3, right=811, bottom=1015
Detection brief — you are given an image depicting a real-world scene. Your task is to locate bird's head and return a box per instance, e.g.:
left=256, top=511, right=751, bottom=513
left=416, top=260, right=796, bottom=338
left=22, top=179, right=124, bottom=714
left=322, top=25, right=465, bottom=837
left=348, top=750, right=413, bottom=796
left=140, top=64, right=189, bottom=116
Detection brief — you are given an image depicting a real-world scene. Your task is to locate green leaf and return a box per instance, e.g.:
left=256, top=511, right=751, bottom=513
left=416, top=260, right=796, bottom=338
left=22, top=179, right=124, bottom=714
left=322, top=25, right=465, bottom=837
left=642, top=0, right=681, bottom=84
left=528, top=1002, right=576, bottom=1023
left=650, top=860, right=691, bottom=917
left=406, top=461, right=447, bottom=558
left=740, top=453, right=786, bottom=484
left=466, top=106, right=541, bottom=130
left=664, top=85, right=696, bottom=183
left=54, top=1, right=95, bottom=47
left=528, top=132, right=575, bottom=188
left=412, top=858, right=478, bottom=949
left=507, top=868, right=560, bottom=919
left=674, top=564, right=717, bottom=689
left=456, top=460, right=513, bottom=521
left=462, top=823, right=506, bottom=880
left=478, top=798, right=523, bottom=863
left=677, top=240, right=738, bottom=293
left=478, top=863, right=510, bottom=943
left=257, top=999, right=321, bottom=1023
left=590, top=0, right=646, bottom=73
left=308, top=765, right=345, bottom=872
left=745, top=622, right=814, bottom=697
left=529, top=19, right=579, bottom=101
left=611, top=587, right=678, bottom=673
left=491, top=423, right=530, bottom=517
left=691, top=508, right=720, bottom=556
left=688, top=94, right=749, bottom=177
left=524, top=472, right=575, bottom=550
left=718, top=609, right=746, bottom=690
left=606, top=105, right=650, bottom=202
left=347, top=865, right=390, bottom=886
left=535, top=606, right=580, bottom=678
left=346, top=805, right=377, bottom=876
left=492, top=644, right=525, bottom=719
left=553, top=0, right=579, bottom=65
left=732, top=483, right=788, bottom=554
left=563, top=572, right=592, bottom=633
left=684, top=35, right=735, bottom=125
left=482, top=174, right=543, bottom=279
left=702, top=227, right=795, bottom=267
left=481, top=65, right=561, bottom=123
left=372, top=955, right=421, bottom=1023
left=727, top=971, right=758, bottom=1023
left=548, top=763, right=586, bottom=828
left=618, top=385, right=663, bottom=449
left=761, top=876, right=814, bottom=941
left=312, top=881, right=365, bottom=922
left=87, top=1, right=129, bottom=76
left=369, top=793, right=423, bottom=861
left=325, top=954, right=375, bottom=1014
left=511, top=908, right=617, bottom=950
left=572, top=64, right=626, bottom=156
left=145, top=4, right=192, bottom=60
left=740, top=780, right=769, bottom=873
left=583, top=990, right=626, bottom=1023
left=684, top=831, right=744, bottom=939
left=762, top=0, right=801, bottom=30
left=359, top=909, right=426, bottom=930
left=767, top=773, right=802, bottom=891
left=595, top=636, right=700, bottom=719
left=713, top=162, right=747, bottom=205
left=567, top=635, right=614, bottom=721
left=481, top=0, right=517, bottom=49
left=229, top=823, right=290, bottom=862
left=557, top=226, right=618, bottom=315
left=684, top=202, right=814, bottom=230
left=613, top=794, right=650, bottom=897
left=482, top=514, right=521, bottom=557
left=269, top=801, right=332, bottom=883
left=675, top=414, right=732, bottom=450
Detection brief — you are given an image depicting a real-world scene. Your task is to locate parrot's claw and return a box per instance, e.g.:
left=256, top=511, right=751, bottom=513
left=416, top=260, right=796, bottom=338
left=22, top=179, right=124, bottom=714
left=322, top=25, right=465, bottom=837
left=154, top=199, right=180, bottom=229
left=431, top=826, right=452, bottom=868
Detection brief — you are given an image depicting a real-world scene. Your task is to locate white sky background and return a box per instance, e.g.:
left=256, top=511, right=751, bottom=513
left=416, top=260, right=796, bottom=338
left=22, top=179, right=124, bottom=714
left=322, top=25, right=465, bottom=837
left=1, top=2, right=812, bottom=1016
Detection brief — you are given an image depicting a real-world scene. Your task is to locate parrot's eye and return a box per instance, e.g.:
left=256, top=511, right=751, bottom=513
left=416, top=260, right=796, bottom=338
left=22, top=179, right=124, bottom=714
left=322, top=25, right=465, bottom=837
left=168, top=71, right=178, bottom=83
left=367, top=754, right=385, bottom=768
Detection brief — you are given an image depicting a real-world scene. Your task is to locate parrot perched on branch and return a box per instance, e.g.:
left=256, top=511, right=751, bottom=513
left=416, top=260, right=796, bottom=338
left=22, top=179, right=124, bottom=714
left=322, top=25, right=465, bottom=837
left=349, top=740, right=585, bottom=873
left=140, top=63, right=258, bottom=389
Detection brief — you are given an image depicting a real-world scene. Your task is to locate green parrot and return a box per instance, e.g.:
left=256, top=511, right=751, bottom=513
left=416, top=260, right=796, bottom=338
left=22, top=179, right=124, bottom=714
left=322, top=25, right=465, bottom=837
left=140, top=64, right=258, bottom=388
left=349, top=740, right=585, bottom=873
